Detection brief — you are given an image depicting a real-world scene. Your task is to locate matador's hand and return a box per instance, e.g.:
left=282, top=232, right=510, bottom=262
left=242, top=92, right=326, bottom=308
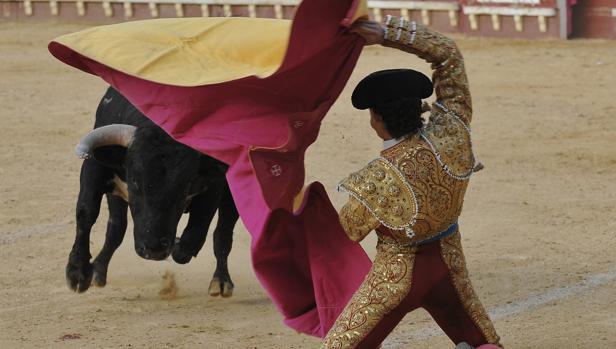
left=349, top=19, right=385, bottom=45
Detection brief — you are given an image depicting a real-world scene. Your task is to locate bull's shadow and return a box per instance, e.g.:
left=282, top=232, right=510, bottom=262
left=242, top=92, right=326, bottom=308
left=67, top=87, right=239, bottom=297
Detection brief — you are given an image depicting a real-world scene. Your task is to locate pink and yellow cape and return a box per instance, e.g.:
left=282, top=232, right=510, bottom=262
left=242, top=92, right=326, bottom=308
left=49, top=0, right=371, bottom=337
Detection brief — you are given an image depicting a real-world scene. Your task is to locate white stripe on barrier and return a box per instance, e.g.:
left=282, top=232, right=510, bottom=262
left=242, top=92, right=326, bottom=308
left=400, top=8, right=408, bottom=20
left=102, top=0, right=112, bottom=16
left=148, top=1, right=157, bottom=17
left=514, top=14, right=523, bottom=31
left=538, top=15, right=546, bottom=32
left=449, top=9, right=458, bottom=27
left=24, top=0, right=33, bottom=15
left=463, top=5, right=556, bottom=17
left=372, top=6, right=381, bottom=23
left=491, top=13, right=500, bottom=31
left=174, top=2, right=183, bottom=17
left=477, top=0, right=540, bottom=4
left=123, top=1, right=132, bottom=17
left=369, top=1, right=458, bottom=11
left=76, top=0, right=85, bottom=15
left=469, top=13, right=478, bottom=30
left=273, top=3, right=281, bottom=18
left=421, top=8, right=430, bottom=25
left=49, top=0, right=58, bottom=15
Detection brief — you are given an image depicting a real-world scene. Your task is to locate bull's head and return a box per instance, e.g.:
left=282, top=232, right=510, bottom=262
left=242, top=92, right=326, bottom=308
left=76, top=124, right=226, bottom=261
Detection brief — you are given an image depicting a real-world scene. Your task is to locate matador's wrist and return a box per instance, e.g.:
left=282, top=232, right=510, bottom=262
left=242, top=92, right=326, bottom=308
left=383, top=15, right=418, bottom=46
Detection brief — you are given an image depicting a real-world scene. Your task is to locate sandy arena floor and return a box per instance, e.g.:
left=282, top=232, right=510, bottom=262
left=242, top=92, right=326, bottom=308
left=1, top=21, right=615, bottom=349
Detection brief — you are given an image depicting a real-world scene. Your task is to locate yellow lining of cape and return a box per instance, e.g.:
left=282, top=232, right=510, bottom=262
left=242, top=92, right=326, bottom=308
left=53, top=17, right=292, bottom=87
left=52, top=1, right=368, bottom=87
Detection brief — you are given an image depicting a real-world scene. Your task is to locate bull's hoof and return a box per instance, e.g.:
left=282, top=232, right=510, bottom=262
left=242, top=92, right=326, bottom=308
left=92, top=264, right=108, bottom=288
left=171, top=239, right=193, bottom=265
left=171, top=246, right=193, bottom=265
left=66, top=259, right=93, bottom=293
left=208, top=277, right=234, bottom=298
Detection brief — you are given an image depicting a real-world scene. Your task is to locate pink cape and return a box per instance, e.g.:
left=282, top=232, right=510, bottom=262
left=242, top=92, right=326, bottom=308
left=49, top=0, right=372, bottom=337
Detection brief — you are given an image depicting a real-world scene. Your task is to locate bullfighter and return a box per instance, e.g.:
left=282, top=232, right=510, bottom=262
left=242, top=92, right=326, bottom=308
left=321, top=17, right=503, bottom=349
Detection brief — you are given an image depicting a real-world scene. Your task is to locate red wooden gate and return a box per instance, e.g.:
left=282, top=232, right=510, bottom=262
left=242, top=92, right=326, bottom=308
left=572, top=0, right=616, bottom=39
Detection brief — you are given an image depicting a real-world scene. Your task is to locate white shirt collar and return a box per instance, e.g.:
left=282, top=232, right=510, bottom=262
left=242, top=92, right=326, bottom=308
left=383, top=137, right=405, bottom=150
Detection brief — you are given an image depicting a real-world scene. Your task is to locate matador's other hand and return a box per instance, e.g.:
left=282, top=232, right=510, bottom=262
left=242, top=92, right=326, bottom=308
left=349, top=19, right=385, bottom=45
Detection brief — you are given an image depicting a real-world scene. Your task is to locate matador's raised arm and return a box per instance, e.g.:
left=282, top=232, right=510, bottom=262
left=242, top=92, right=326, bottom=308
left=382, top=17, right=472, bottom=126
left=337, top=20, right=477, bottom=242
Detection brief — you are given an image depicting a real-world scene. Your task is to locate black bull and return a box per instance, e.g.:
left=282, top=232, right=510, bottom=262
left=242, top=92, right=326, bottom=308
left=67, top=87, right=239, bottom=297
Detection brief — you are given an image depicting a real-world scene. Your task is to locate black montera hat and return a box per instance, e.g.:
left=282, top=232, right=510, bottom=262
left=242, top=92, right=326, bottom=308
left=351, top=69, right=433, bottom=110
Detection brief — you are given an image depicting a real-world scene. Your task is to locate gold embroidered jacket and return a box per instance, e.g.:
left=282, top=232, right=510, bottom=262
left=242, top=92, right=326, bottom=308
left=339, top=19, right=478, bottom=245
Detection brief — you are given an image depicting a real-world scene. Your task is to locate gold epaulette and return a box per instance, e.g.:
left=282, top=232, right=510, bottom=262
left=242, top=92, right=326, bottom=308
left=338, top=158, right=418, bottom=238
left=422, top=102, right=475, bottom=179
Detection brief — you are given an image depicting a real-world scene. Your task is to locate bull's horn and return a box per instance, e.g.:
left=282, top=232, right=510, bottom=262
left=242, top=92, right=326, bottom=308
left=75, top=124, right=137, bottom=159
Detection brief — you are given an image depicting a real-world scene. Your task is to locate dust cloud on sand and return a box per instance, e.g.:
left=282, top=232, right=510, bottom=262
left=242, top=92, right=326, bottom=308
left=159, top=271, right=179, bottom=301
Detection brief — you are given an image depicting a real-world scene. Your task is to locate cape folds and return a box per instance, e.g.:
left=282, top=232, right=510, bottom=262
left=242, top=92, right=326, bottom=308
left=50, top=0, right=372, bottom=337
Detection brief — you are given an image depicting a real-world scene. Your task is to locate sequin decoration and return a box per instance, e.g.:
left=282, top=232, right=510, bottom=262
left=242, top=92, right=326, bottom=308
left=339, top=196, right=380, bottom=242
left=440, top=231, right=502, bottom=346
left=338, top=158, right=418, bottom=233
left=383, top=20, right=477, bottom=180
left=381, top=139, right=467, bottom=241
left=321, top=241, right=416, bottom=349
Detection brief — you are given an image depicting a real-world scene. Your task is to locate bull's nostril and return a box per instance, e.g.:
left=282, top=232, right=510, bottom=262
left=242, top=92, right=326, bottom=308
left=137, top=245, right=146, bottom=256
left=160, top=237, right=170, bottom=249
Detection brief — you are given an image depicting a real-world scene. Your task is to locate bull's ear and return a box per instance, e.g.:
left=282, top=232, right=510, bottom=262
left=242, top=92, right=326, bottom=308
left=91, top=145, right=127, bottom=171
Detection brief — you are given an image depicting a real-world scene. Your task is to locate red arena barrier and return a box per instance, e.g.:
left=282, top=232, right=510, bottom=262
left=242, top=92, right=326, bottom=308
left=0, top=0, right=612, bottom=39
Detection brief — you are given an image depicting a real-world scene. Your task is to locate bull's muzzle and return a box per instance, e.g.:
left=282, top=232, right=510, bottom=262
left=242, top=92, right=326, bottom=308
left=136, top=237, right=172, bottom=261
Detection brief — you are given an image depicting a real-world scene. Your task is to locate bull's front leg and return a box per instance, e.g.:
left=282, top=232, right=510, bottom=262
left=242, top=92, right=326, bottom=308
left=171, top=188, right=221, bottom=264
left=91, top=193, right=128, bottom=287
left=209, top=183, right=239, bottom=298
left=67, top=160, right=111, bottom=293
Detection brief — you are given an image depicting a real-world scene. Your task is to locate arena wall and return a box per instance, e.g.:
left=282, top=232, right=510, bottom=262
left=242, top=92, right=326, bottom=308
left=0, top=0, right=613, bottom=39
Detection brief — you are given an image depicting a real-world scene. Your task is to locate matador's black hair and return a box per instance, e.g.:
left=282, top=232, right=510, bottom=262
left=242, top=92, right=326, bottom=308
left=373, top=97, right=424, bottom=139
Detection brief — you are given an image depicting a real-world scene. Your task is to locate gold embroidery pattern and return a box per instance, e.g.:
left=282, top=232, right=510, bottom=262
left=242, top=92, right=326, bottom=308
left=338, top=158, right=418, bottom=233
left=383, top=19, right=476, bottom=179
left=440, top=232, right=501, bottom=346
left=382, top=139, right=467, bottom=241
left=422, top=108, right=475, bottom=179
left=339, top=196, right=380, bottom=242
left=325, top=18, right=499, bottom=349
left=321, top=241, right=416, bottom=349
